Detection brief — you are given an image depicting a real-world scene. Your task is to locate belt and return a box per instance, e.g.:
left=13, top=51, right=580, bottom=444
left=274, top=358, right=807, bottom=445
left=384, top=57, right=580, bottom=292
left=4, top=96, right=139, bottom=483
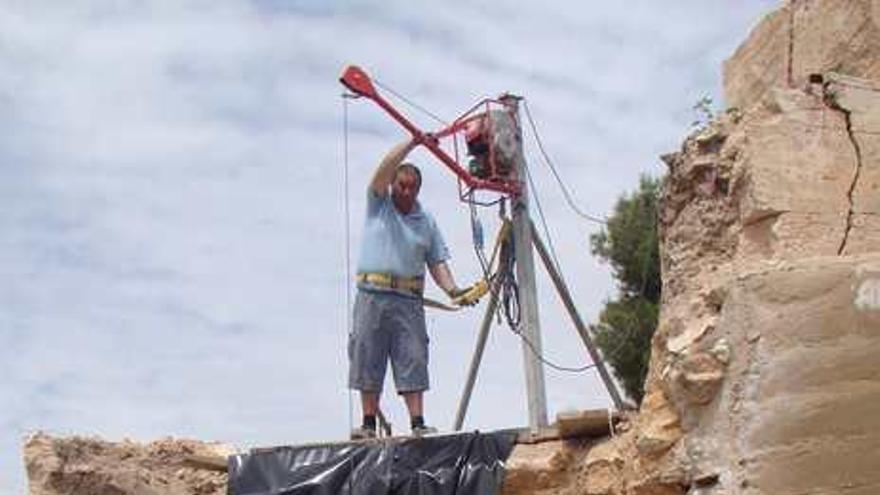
left=357, top=272, right=425, bottom=295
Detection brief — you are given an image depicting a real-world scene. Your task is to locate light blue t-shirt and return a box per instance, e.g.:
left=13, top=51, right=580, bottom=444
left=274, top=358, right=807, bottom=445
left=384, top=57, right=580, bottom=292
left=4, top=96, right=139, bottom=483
left=357, top=189, right=450, bottom=293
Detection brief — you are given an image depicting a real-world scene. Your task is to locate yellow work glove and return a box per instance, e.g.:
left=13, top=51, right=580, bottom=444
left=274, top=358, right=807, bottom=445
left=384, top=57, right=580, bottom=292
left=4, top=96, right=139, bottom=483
left=449, top=280, right=489, bottom=307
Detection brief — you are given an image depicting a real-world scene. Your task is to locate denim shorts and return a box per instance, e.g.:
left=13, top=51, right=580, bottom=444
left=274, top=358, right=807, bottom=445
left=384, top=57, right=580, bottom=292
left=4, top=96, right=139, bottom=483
left=348, top=290, right=429, bottom=393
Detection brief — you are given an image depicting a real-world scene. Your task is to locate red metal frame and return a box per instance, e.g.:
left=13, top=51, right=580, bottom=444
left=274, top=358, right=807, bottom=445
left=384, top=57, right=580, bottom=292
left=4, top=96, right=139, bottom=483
left=340, top=65, right=521, bottom=197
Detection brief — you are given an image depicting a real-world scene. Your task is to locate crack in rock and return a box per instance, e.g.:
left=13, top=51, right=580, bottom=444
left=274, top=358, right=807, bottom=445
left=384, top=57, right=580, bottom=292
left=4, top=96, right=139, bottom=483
left=787, top=1, right=796, bottom=87
left=822, top=83, right=864, bottom=255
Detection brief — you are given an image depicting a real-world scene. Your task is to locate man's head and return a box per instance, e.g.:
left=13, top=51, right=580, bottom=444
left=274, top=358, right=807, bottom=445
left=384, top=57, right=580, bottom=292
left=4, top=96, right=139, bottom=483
left=392, top=162, right=422, bottom=214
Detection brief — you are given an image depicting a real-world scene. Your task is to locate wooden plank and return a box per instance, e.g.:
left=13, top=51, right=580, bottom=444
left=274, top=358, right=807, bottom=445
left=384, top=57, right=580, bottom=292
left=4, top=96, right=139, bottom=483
left=183, top=454, right=228, bottom=472
left=514, top=426, right=560, bottom=444
left=555, top=409, right=619, bottom=439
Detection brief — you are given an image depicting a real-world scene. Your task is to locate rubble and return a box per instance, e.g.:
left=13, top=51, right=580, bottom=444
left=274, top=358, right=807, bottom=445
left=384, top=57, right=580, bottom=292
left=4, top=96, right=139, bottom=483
left=24, top=432, right=231, bottom=495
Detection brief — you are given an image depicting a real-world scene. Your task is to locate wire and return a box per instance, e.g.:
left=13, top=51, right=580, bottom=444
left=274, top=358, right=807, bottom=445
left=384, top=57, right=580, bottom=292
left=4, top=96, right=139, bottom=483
left=517, top=327, right=599, bottom=373
left=499, top=232, right=521, bottom=331
left=524, top=160, right=566, bottom=283
left=522, top=99, right=607, bottom=225
left=467, top=194, right=492, bottom=280
left=374, top=78, right=449, bottom=126
left=495, top=220, right=597, bottom=374
left=341, top=95, right=356, bottom=461
left=517, top=101, right=642, bottom=374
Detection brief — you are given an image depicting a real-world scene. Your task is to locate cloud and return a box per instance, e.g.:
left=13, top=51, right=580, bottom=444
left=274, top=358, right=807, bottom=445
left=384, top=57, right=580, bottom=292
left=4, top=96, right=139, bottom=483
left=1, top=0, right=777, bottom=491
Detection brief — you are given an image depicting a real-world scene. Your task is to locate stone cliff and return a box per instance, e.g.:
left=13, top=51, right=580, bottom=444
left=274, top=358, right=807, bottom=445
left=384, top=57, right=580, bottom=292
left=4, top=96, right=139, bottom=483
left=507, top=1, right=880, bottom=493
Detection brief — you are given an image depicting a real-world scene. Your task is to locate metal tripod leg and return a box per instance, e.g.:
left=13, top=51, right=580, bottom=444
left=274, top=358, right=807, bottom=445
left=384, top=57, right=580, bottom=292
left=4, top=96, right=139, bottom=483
left=377, top=409, right=393, bottom=437
left=530, top=220, right=626, bottom=410
left=453, top=273, right=505, bottom=431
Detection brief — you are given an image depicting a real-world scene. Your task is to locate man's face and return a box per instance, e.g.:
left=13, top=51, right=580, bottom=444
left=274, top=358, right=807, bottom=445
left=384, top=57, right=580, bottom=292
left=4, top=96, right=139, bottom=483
left=392, top=169, right=420, bottom=214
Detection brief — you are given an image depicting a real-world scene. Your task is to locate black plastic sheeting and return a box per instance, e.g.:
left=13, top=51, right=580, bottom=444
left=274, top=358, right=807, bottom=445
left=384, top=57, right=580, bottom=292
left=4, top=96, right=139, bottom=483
left=228, top=430, right=517, bottom=495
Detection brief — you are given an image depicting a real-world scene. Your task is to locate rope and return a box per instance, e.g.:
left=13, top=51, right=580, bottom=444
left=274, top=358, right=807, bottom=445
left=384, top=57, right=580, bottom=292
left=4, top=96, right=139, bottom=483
left=607, top=408, right=616, bottom=437
left=522, top=99, right=607, bottom=225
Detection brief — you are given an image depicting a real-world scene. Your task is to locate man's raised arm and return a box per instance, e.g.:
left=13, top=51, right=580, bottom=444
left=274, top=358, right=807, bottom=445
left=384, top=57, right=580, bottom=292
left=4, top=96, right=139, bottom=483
left=370, top=137, right=417, bottom=196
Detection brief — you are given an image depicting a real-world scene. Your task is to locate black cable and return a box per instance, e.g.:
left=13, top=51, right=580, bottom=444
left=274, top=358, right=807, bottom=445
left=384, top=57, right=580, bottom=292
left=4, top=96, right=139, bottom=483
left=499, top=234, right=521, bottom=330
left=517, top=330, right=599, bottom=373
left=522, top=99, right=606, bottom=225
left=496, top=228, right=597, bottom=373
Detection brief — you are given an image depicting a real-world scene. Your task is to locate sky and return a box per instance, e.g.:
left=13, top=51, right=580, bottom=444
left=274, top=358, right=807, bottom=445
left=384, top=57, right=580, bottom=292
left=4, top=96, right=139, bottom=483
left=1, top=1, right=778, bottom=491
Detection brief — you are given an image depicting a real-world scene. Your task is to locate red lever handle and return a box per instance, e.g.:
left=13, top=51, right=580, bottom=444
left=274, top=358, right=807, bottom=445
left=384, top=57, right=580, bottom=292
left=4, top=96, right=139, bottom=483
left=339, top=65, right=520, bottom=197
left=339, top=65, right=378, bottom=99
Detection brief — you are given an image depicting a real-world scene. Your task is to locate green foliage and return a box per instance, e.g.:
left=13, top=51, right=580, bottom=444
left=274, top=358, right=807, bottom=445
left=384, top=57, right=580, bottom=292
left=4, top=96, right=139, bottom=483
left=691, top=95, right=715, bottom=128
left=592, top=298, right=658, bottom=404
left=590, top=175, right=661, bottom=303
left=589, top=175, right=661, bottom=404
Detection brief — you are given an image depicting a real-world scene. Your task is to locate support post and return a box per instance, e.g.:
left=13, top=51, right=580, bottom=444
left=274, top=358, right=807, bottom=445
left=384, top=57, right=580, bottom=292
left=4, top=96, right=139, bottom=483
left=453, top=273, right=505, bottom=431
left=505, top=96, right=549, bottom=432
left=530, top=221, right=626, bottom=410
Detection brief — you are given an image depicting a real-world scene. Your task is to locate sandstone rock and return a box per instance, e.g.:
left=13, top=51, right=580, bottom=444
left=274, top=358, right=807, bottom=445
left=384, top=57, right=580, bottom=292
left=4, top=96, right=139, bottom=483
left=722, top=2, right=791, bottom=111
left=502, top=440, right=575, bottom=495
left=709, top=338, right=731, bottom=365
left=724, top=0, right=880, bottom=110
left=580, top=441, right=625, bottom=495
left=670, top=351, right=726, bottom=406
left=635, top=391, right=681, bottom=457
left=24, top=433, right=230, bottom=495
left=723, top=256, right=880, bottom=494
left=665, top=316, right=714, bottom=354
left=647, top=3, right=880, bottom=492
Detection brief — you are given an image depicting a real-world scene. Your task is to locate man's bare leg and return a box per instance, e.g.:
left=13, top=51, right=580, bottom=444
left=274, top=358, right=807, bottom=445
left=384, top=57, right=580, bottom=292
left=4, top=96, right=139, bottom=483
left=402, top=391, right=423, bottom=418
left=361, top=391, right=380, bottom=416
left=348, top=391, right=381, bottom=439
left=403, top=391, right=435, bottom=435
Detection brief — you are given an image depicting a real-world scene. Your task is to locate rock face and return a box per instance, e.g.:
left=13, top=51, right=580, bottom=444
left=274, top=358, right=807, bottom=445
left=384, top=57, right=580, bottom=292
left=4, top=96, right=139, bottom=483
left=649, top=7, right=880, bottom=491
left=24, top=433, right=230, bottom=495
left=510, top=1, right=880, bottom=494
left=653, top=85, right=880, bottom=491
left=724, top=0, right=880, bottom=110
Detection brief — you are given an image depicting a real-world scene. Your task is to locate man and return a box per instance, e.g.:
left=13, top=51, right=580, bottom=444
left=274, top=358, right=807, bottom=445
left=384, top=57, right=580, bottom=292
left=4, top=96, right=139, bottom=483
left=349, top=136, right=467, bottom=439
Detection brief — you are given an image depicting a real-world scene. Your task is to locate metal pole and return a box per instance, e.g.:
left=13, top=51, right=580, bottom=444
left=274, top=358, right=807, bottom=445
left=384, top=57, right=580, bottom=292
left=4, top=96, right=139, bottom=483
left=453, top=274, right=505, bottom=431
left=530, top=220, right=626, bottom=410
left=505, top=96, right=549, bottom=432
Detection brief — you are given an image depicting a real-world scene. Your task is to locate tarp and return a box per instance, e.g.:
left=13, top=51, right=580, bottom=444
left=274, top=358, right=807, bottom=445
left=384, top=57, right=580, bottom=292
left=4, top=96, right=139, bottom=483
left=228, top=430, right=517, bottom=495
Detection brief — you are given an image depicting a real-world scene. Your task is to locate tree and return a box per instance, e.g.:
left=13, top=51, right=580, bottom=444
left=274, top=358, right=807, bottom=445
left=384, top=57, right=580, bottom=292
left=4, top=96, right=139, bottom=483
left=589, top=175, right=661, bottom=404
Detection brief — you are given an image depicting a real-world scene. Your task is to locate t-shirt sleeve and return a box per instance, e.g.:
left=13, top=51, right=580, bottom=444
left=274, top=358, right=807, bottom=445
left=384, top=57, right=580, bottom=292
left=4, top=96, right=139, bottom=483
left=426, top=217, right=450, bottom=266
left=365, top=188, right=385, bottom=217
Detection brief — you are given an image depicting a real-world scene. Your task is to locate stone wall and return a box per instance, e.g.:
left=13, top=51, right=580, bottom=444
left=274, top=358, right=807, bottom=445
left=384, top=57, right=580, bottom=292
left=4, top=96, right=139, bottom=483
left=518, top=1, right=880, bottom=493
